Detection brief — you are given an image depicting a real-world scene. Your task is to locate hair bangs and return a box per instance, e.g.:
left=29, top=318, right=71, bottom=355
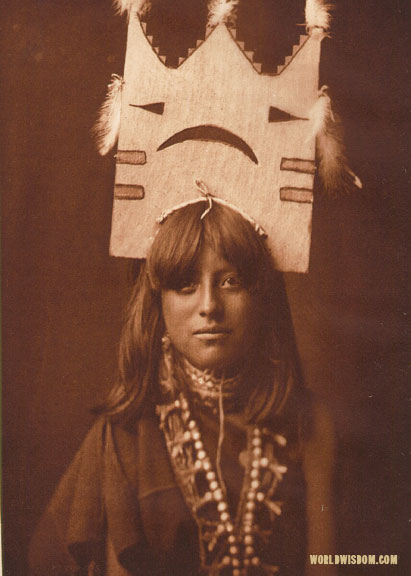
left=147, top=203, right=204, bottom=291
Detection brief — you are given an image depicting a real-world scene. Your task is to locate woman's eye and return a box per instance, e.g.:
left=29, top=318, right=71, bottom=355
left=221, top=275, right=242, bottom=289
left=176, top=281, right=197, bottom=294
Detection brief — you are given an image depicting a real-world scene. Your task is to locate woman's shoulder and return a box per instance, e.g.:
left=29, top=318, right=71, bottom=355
left=303, top=395, right=336, bottom=445
left=28, top=419, right=109, bottom=575
left=301, top=396, right=337, bottom=572
left=77, top=408, right=159, bottom=447
left=29, top=413, right=160, bottom=575
left=301, top=394, right=336, bottom=482
left=35, top=414, right=155, bottom=517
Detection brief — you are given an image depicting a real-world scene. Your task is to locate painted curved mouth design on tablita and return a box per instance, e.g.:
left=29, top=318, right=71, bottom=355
left=157, top=125, right=258, bottom=164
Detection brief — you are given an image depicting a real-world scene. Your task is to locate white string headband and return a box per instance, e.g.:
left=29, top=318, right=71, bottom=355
left=157, top=179, right=267, bottom=238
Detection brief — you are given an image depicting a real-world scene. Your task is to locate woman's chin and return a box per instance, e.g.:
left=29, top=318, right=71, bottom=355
left=184, top=347, right=241, bottom=375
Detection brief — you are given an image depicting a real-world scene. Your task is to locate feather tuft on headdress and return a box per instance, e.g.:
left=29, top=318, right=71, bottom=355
left=305, top=0, right=333, bottom=36
left=93, top=74, right=124, bottom=156
left=309, top=86, right=362, bottom=194
left=113, top=0, right=151, bottom=17
left=207, top=0, right=239, bottom=30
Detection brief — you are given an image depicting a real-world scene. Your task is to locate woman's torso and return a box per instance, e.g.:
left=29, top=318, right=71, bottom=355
left=104, top=405, right=307, bottom=576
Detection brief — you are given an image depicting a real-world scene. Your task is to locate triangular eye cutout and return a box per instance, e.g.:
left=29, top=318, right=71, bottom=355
left=268, top=106, right=307, bottom=122
left=130, top=102, right=165, bottom=115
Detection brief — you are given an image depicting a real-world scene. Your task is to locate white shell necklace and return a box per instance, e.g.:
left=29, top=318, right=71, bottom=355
left=157, top=389, right=288, bottom=575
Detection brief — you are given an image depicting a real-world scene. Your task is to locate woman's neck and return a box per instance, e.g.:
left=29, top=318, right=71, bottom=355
left=180, top=356, right=247, bottom=413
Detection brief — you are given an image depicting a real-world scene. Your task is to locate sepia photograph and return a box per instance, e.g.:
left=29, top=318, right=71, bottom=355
left=2, top=1, right=408, bottom=575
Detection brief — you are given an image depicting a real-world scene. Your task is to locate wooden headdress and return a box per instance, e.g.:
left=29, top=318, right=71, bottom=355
left=97, top=0, right=359, bottom=273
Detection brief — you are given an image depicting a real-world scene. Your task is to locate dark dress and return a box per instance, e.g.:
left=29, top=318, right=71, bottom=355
left=29, top=408, right=306, bottom=576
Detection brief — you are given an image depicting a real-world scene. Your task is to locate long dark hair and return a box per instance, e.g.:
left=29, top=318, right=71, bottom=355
left=100, top=202, right=305, bottom=427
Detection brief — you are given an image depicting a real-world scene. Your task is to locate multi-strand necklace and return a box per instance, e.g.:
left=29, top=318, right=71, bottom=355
left=156, top=351, right=288, bottom=575
left=182, top=358, right=245, bottom=412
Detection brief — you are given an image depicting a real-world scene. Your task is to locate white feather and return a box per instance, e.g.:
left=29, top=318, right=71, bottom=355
left=113, top=0, right=132, bottom=15
left=308, top=85, right=334, bottom=138
left=93, top=74, right=124, bottom=156
left=113, top=0, right=150, bottom=17
left=207, top=0, right=239, bottom=29
left=305, top=0, right=332, bottom=33
left=309, top=86, right=362, bottom=194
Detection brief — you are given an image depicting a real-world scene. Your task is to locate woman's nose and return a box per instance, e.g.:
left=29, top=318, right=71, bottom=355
left=198, top=282, right=222, bottom=318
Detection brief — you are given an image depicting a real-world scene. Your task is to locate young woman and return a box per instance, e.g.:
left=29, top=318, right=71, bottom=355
left=29, top=201, right=336, bottom=576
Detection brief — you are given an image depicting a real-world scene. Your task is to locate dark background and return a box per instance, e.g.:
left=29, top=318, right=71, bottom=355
left=2, top=1, right=409, bottom=574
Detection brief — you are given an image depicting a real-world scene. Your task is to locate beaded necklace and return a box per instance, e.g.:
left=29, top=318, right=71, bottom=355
left=156, top=349, right=288, bottom=575
left=182, top=357, right=244, bottom=412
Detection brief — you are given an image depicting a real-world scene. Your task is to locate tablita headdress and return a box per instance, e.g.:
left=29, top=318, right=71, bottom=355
left=96, top=0, right=361, bottom=273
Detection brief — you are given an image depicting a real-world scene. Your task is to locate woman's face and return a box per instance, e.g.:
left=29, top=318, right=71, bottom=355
left=161, top=246, right=261, bottom=373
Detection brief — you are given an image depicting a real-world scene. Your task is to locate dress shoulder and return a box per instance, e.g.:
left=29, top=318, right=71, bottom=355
left=29, top=418, right=109, bottom=575
left=29, top=416, right=161, bottom=576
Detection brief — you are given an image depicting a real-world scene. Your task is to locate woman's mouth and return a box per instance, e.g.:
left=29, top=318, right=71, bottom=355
left=193, top=327, right=231, bottom=341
